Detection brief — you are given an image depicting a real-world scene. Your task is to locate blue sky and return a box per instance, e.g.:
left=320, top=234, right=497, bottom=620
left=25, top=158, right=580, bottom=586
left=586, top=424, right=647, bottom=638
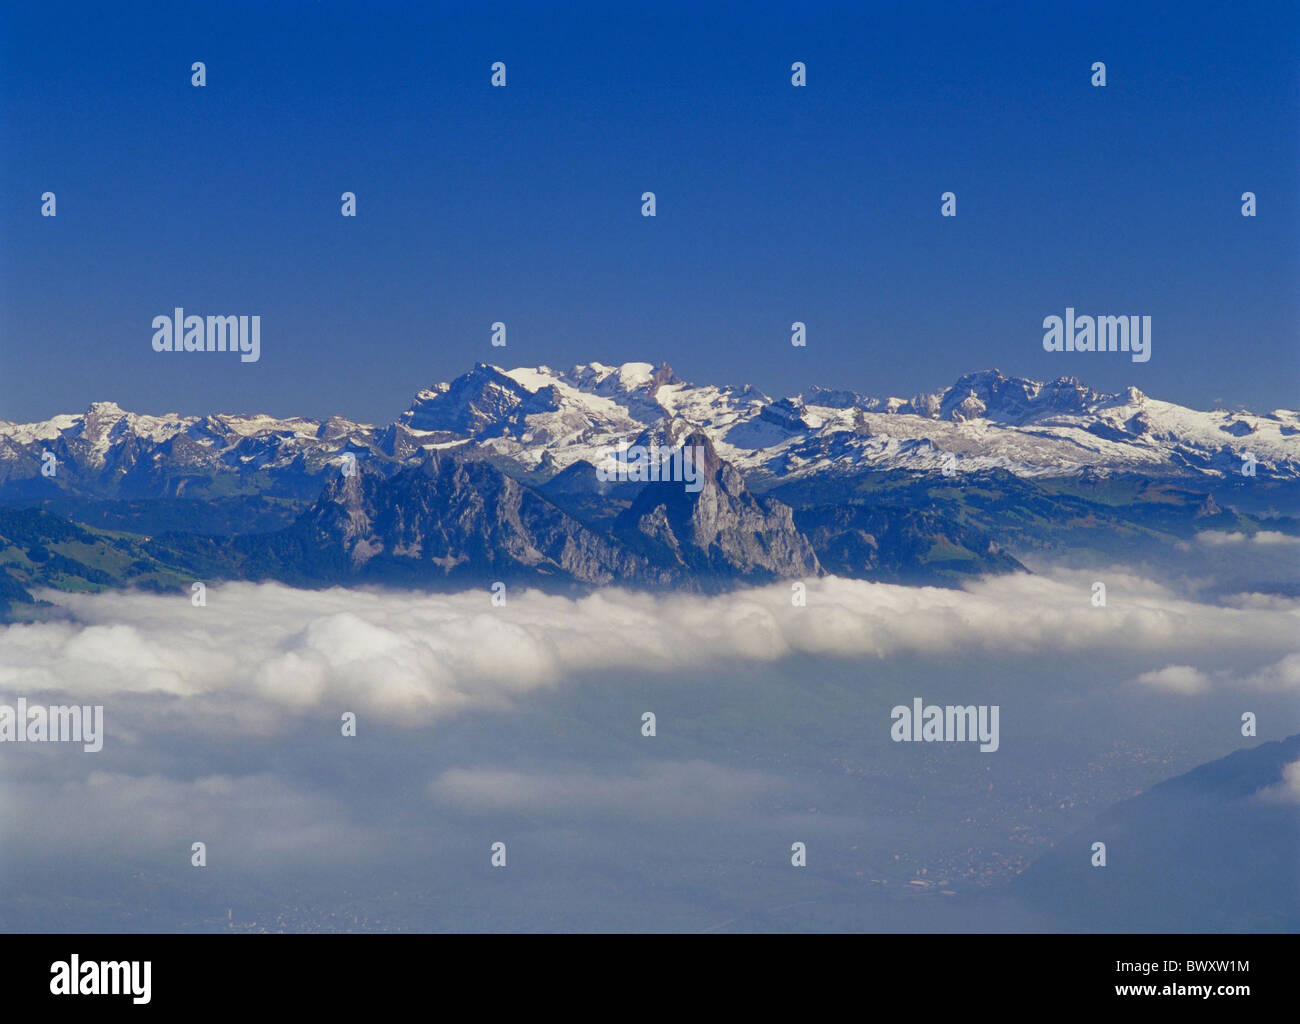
left=2, top=0, right=1297, bottom=423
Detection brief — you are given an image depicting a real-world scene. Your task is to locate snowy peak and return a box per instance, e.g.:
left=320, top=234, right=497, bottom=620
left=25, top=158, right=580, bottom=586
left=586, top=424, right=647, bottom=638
left=0, top=400, right=381, bottom=500
left=386, top=363, right=1297, bottom=483
left=2, top=366, right=1298, bottom=504
left=567, top=360, right=680, bottom=395
left=916, top=370, right=1101, bottom=424
left=401, top=362, right=555, bottom=436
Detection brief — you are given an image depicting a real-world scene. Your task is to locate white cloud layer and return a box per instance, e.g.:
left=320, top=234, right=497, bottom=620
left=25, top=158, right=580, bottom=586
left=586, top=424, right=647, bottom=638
left=1134, top=664, right=1212, bottom=695
left=1, top=571, right=1297, bottom=730
left=1254, top=760, right=1300, bottom=804
left=0, top=769, right=380, bottom=864
left=1196, top=530, right=1300, bottom=547
left=429, top=761, right=785, bottom=818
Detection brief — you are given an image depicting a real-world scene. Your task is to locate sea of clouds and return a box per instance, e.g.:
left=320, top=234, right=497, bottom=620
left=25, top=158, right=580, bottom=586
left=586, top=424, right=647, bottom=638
left=2, top=568, right=1298, bottom=731
left=1, top=565, right=1296, bottom=931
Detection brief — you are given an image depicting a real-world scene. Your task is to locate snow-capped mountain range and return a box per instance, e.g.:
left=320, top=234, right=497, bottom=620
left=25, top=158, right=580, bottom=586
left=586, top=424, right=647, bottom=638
left=2, top=363, right=1297, bottom=501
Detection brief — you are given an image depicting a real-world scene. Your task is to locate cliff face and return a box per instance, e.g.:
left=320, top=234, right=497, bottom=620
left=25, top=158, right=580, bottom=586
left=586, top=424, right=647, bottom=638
left=614, top=431, right=821, bottom=584
left=299, top=452, right=666, bottom=586
left=25, top=430, right=1038, bottom=605
left=225, top=434, right=821, bottom=591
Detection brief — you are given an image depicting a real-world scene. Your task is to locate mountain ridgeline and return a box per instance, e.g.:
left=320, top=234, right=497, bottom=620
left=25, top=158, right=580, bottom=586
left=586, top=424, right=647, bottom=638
left=2, top=361, right=1299, bottom=613
left=1011, top=733, right=1300, bottom=932
left=148, top=433, right=826, bottom=592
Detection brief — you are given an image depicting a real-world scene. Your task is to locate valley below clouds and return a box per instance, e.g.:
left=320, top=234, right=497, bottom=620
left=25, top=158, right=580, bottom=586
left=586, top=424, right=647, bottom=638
left=1, top=564, right=1297, bottom=932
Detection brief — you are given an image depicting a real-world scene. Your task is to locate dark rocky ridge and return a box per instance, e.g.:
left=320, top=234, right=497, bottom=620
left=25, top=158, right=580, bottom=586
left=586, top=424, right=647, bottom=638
left=148, top=441, right=829, bottom=592
left=612, top=431, right=821, bottom=583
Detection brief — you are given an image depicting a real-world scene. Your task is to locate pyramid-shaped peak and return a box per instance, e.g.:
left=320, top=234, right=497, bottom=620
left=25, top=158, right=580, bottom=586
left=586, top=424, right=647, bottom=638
left=84, top=400, right=127, bottom=417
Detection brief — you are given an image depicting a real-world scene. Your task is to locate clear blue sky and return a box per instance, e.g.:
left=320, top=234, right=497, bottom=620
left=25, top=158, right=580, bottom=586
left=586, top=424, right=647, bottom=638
left=2, top=0, right=1297, bottom=423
